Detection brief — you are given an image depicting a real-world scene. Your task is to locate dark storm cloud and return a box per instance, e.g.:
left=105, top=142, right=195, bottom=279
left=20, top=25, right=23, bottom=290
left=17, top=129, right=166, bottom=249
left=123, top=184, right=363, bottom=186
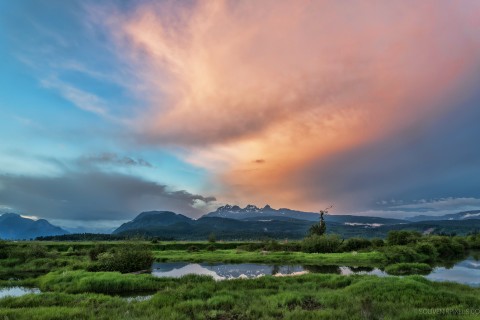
left=0, top=171, right=216, bottom=220
left=80, top=152, right=153, bottom=167
left=294, top=84, right=480, bottom=213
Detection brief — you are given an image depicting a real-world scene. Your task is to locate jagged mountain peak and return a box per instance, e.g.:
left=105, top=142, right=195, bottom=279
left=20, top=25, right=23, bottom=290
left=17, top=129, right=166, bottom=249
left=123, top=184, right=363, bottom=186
left=217, top=204, right=241, bottom=212
left=205, top=204, right=320, bottom=221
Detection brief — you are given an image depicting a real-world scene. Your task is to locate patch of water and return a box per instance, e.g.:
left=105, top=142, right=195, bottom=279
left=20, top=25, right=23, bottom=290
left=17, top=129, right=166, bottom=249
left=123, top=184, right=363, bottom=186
left=151, top=262, right=382, bottom=280
left=426, top=256, right=480, bottom=287
left=0, top=287, right=41, bottom=299
left=152, top=255, right=480, bottom=287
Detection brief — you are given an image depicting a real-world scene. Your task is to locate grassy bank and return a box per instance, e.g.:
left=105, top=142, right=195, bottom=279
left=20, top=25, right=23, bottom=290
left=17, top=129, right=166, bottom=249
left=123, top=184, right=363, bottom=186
left=153, top=249, right=386, bottom=266
left=1, top=272, right=479, bottom=319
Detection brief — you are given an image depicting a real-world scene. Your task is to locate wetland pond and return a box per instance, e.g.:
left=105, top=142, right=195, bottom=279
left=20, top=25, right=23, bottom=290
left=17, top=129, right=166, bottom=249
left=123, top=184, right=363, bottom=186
left=151, top=254, right=480, bottom=286
left=1, top=255, right=478, bottom=300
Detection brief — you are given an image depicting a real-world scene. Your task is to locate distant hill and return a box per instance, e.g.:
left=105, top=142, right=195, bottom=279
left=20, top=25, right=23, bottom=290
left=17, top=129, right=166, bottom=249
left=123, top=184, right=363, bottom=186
left=407, top=210, right=480, bottom=222
left=0, top=213, right=68, bottom=240
left=113, top=211, right=192, bottom=234
left=113, top=213, right=314, bottom=240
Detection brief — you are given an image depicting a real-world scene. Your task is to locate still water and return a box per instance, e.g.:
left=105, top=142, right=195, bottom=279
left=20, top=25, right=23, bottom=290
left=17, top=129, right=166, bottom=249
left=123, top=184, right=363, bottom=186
left=426, top=256, right=480, bottom=287
left=152, top=254, right=480, bottom=286
left=0, top=287, right=40, bottom=298
left=151, top=262, right=383, bottom=280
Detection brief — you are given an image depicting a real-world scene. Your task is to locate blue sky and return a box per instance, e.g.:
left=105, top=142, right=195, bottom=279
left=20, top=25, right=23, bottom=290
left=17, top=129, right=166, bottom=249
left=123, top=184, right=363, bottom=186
left=1, top=0, right=480, bottom=230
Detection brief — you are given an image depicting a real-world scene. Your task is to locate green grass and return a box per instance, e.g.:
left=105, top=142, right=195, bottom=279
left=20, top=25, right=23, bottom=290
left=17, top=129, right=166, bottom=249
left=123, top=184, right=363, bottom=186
left=385, top=263, right=433, bottom=275
left=37, top=271, right=166, bottom=294
left=1, top=273, right=479, bottom=319
left=0, top=239, right=478, bottom=319
left=153, top=249, right=386, bottom=266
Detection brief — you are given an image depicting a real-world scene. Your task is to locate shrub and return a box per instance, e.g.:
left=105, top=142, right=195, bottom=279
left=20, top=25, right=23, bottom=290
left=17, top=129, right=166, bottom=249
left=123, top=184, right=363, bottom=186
left=453, top=237, right=469, bottom=250
left=387, top=231, right=421, bottom=246
left=385, top=263, right=432, bottom=275
left=208, top=233, right=216, bottom=243
left=383, top=246, right=424, bottom=263
left=187, top=245, right=200, bottom=252
left=283, top=242, right=302, bottom=252
left=235, top=243, right=261, bottom=252
left=11, top=244, right=48, bottom=262
left=91, top=245, right=154, bottom=273
left=88, top=244, right=108, bottom=261
left=426, top=236, right=467, bottom=259
left=467, top=233, right=480, bottom=249
left=263, top=239, right=281, bottom=251
left=206, top=244, right=216, bottom=251
left=414, top=242, right=438, bottom=262
left=341, top=238, right=372, bottom=252
left=371, top=238, right=385, bottom=247
left=0, top=240, right=10, bottom=259
left=301, top=235, right=341, bottom=253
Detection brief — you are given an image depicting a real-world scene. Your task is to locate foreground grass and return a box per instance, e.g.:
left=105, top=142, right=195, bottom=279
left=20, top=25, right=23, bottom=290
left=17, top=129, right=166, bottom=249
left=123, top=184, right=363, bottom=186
left=153, top=249, right=386, bottom=266
left=1, top=272, right=479, bottom=319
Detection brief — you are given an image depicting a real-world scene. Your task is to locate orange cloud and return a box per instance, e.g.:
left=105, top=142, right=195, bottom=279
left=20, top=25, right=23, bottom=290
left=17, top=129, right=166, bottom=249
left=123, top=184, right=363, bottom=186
left=102, top=0, right=480, bottom=211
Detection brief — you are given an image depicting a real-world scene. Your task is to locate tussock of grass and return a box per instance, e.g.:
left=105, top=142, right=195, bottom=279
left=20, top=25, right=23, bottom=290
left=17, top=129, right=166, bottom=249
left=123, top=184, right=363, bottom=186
left=37, top=271, right=166, bottom=294
left=385, top=262, right=433, bottom=275
left=153, top=249, right=386, bottom=266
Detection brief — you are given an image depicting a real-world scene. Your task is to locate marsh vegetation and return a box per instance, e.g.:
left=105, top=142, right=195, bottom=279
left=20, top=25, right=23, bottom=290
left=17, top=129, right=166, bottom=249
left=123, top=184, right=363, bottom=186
left=0, top=231, right=479, bottom=319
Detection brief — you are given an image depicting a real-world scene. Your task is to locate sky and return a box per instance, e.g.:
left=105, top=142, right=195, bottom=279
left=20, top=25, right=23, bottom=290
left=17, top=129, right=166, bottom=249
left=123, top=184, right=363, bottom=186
left=1, top=0, right=480, bottom=231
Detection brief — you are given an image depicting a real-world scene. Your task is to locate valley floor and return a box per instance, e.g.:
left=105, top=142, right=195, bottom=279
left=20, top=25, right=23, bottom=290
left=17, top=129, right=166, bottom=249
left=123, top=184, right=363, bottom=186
left=0, top=240, right=479, bottom=319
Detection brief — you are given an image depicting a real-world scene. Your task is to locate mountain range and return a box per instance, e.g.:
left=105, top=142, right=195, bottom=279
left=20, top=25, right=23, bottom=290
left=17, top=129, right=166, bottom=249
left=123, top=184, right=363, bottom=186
left=3, top=205, right=480, bottom=240
left=110, top=205, right=480, bottom=240
left=0, top=213, right=68, bottom=240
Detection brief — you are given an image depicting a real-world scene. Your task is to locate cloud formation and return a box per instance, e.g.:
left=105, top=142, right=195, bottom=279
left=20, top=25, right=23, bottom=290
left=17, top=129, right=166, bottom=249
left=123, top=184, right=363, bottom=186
left=96, top=0, right=480, bottom=211
left=0, top=170, right=216, bottom=221
left=79, top=152, right=153, bottom=168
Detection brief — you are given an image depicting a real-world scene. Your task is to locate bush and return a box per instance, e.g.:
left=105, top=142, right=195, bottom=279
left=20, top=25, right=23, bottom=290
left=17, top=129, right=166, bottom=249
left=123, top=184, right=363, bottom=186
left=236, top=244, right=260, bottom=252
left=426, top=236, right=467, bottom=259
left=263, top=239, right=281, bottom=251
left=187, top=245, right=200, bottom=252
left=208, top=233, right=216, bottom=243
left=385, top=263, right=432, bottom=275
left=10, top=244, right=48, bottom=262
left=387, top=231, right=421, bottom=246
left=341, top=238, right=372, bottom=252
left=414, top=242, right=438, bottom=262
left=301, top=235, right=341, bottom=253
left=88, top=244, right=108, bottom=261
left=91, top=245, right=153, bottom=273
left=371, top=238, right=385, bottom=247
left=206, top=244, right=216, bottom=251
left=383, top=246, right=425, bottom=263
left=0, top=240, right=10, bottom=259
left=467, top=233, right=480, bottom=249
left=283, top=242, right=302, bottom=252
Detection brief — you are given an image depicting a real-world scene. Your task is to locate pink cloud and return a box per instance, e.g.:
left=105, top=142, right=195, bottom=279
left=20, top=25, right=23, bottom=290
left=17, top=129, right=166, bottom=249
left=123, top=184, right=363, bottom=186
left=98, top=0, right=480, bottom=210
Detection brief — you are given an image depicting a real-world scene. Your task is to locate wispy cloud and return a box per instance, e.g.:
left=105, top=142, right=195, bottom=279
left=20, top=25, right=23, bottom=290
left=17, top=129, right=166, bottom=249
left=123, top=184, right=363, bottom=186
left=79, top=152, right=153, bottom=168
left=40, top=76, right=109, bottom=116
